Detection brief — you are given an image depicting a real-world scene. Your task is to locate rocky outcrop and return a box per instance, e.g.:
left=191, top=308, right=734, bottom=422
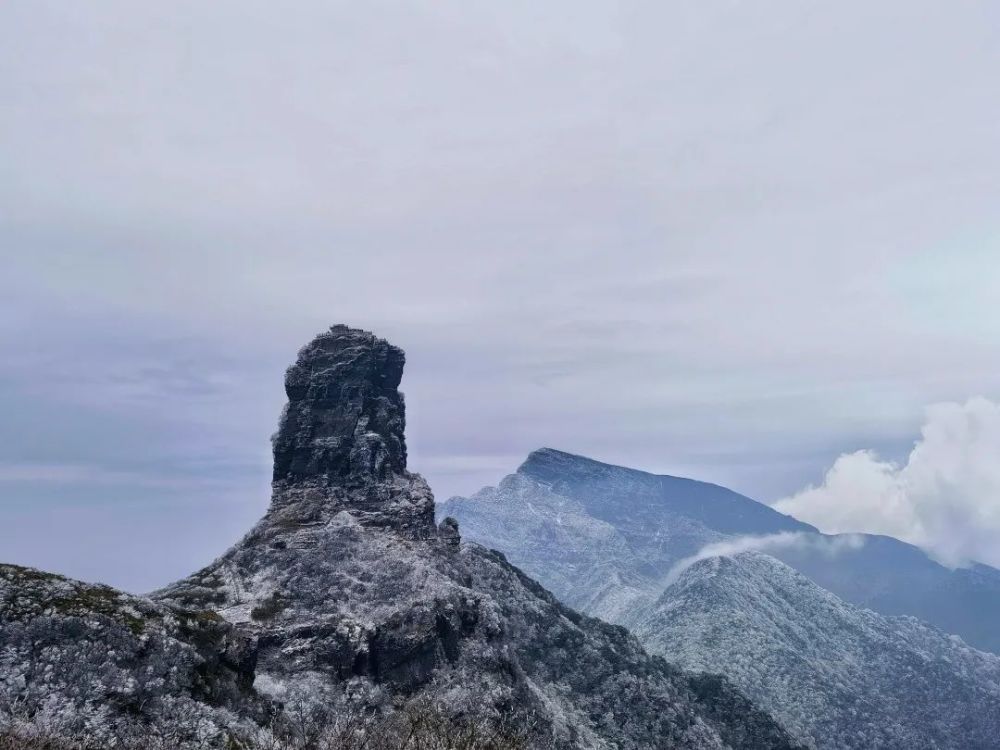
left=1, top=325, right=802, bottom=749
left=154, top=325, right=800, bottom=749
left=436, top=516, right=461, bottom=549
left=0, top=563, right=263, bottom=746
left=269, top=325, right=434, bottom=539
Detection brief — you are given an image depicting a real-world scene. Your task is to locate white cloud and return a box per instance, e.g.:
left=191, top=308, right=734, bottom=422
left=773, top=398, right=1000, bottom=568
left=663, top=532, right=865, bottom=589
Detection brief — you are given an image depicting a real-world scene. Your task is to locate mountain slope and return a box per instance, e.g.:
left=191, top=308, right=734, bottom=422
left=442, top=448, right=811, bottom=628
left=443, top=448, right=1000, bottom=748
left=638, top=552, right=1000, bottom=749
left=518, top=448, right=813, bottom=539
left=0, top=562, right=260, bottom=746
left=149, top=325, right=799, bottom=749
left=441, top=448, right=1000, bottom=653
left=775, top=534, right=1000, bottom=655
left=1, top=326, right=802, bottom=749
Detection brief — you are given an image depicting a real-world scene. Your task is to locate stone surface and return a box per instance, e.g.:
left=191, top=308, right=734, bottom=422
left=437, top=516, right=461, bottom=550
left=270, top=325, right=434, bottom=540
left=0, top=563, right=263, bottom=746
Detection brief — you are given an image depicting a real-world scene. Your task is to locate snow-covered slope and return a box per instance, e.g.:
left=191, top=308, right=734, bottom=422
left=442, top=449, right=1000, bottom=653
left=443, top=449, right=1000, bottom=748
left=639, top=553, right=1000, bottom=749
left=442, top=449, right=810, bottom=628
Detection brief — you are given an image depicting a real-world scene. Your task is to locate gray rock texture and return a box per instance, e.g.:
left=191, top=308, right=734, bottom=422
left=270, top=324, right=431, bottom=538
left=157, top=325, right=799, bottom=749
left=0, top=563, right=262, bottom=746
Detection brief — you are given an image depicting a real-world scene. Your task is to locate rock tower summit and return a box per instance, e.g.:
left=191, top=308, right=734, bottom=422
left=273, top=324, right=408, bottom=484
left=266, top=324, right=435, bottom=539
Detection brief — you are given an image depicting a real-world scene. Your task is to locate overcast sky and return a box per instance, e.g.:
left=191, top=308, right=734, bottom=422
left=2, top=1, right=999, bottom=592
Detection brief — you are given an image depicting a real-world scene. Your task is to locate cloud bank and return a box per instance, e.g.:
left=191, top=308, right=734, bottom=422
left=773, top=398, right=1000, bottom=569
left=3, top=1, right=1000, bottom=589
left=663, top=532, right=865, bottom=589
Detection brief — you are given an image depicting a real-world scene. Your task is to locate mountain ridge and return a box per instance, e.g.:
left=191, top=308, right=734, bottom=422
left=515, top=447, right=815, bottom=537
left=443, top=447, right=1000, bottom=748
left=443, top=447, right=1000, bottom=652
left=0, top=326, right=802, bottom=750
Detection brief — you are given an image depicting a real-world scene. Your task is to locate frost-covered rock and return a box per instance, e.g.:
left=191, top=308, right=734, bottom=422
left=0, top=325, right=802, bottom=749
left=0, top=563, right=260, bottom=747
left=155, top=325, right=800, bottom=749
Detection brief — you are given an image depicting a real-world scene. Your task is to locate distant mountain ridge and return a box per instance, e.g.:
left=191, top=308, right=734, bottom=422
left=642, top=552, right=1000, bottom=749
left=442, top=448, right=1000, bottom=749
left=443, top=447, right=1000, bottom=653
left=519, top=448, right=814, bottom=537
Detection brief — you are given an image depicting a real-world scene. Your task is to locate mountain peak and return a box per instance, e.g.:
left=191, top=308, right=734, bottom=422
left=272, top=324, right=408, bottom=486
left=151, top=329, right=800, bottom=750
left=517, top=447, right=628, bottom=483
left=264, top=325, right=434, bottom=539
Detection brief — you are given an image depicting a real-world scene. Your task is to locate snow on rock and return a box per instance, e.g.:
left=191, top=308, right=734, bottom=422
left=1, top=325, right=802, bottom=749
left=0, top=563, right=261, bottom=746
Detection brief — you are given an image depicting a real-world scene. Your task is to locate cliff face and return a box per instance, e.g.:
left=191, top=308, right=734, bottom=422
left=273, top=325, right=409, bottom=487
left=153, top=325, right=799, bottom=749
left=268, top=325, right=434, bottom=538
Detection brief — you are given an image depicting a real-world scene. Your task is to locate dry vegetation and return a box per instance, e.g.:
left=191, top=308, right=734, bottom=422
left=0, top=697, right=531, bottom=750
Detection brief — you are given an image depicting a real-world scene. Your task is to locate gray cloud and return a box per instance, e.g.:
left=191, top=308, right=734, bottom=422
left=2, top=1, right=999, bottom=589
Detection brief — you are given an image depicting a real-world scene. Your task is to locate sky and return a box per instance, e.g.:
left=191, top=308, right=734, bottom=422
left=1, top=1, right=999, bottom=592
